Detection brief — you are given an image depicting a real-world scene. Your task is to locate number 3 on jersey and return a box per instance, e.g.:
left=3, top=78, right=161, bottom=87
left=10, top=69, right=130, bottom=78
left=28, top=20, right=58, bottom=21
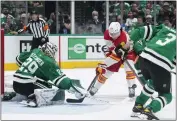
left=156, top=33, right=176, bottom=46
left=19, top=58, right=38, bottom=74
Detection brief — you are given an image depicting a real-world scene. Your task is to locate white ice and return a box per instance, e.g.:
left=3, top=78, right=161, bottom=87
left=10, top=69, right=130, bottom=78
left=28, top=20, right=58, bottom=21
left=2, top=68, right=176, bottom=120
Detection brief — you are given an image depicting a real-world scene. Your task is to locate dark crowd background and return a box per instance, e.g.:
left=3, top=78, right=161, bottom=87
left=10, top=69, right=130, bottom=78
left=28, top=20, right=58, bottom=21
left=1, top=1, right=176, bottom=35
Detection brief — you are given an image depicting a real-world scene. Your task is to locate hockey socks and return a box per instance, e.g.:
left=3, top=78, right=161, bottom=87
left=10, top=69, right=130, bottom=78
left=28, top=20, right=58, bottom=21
left=135, top=83, right=154, bottom=105
left=147, top=93, right=172, bottom=113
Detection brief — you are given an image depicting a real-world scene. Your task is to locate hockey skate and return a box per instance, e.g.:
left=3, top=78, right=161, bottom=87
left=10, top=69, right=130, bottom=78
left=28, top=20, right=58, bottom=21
left=138, top=107, right=159, bottom=120
left=128, top=84, right=137, bottom=98
left=2, top=92, right=16, bottom=101
left=131, top=103, right=144, bottom=117
left=20, top=93, right=37, bottom=107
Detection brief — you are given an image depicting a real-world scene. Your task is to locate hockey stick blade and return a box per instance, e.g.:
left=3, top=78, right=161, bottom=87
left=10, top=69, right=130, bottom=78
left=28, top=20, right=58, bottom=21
left=66, top=75, right=98, bottom=103
left=66, top=95, right=110, bottom=104
left=66, top=97, right=84, bottom=103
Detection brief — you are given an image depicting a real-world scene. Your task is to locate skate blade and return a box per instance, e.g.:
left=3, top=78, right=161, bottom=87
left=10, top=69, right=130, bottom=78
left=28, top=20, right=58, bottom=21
left=19, top=100, right=37, bottom=107
left=131, top=112, right=141, bottom=117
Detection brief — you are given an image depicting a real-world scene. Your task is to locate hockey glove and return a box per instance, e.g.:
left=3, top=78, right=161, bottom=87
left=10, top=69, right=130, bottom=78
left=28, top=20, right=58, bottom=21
left=114, top=44, right=129, bottom=61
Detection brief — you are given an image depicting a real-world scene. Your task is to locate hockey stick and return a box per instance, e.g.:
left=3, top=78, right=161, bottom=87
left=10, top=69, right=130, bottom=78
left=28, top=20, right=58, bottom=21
left=124, top=60, right=144, bottom=86
left=124, top=60, right=155, bottom=100
left=66, top=74, right=98, bottom=103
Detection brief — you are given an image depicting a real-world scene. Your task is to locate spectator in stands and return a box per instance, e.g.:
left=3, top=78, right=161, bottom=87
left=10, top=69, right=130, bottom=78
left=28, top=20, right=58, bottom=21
left=48, top=12, right=56, bottom=34
left=157, top=8, right=164, bottom=24
left=145, top=14, right=153, bottom=25
left=91, top=10, right=100, bottom=25
left=29, top=1, right=43, bottom=7
left=109, top=1, right=130, bottom=18
left=136, top=16, right=144, bottom=27
left=16, top=13, right=27, bottom=31
left=163, top=16, right=172, bottom=27
left=3, top=15, right=16, bottom=34
left=116, top=15, right=126, bottom=31
left=145, top=9, right=151, bottom=16
left=146, top=2, right=153, bottom=10
left=59, top=14, right=71, bottom=34
left=171, top=8, right=176, bottom=29
left=1, top=7, right=14, bottom=25
left=85, top=10, right=102, bottom=34
left=162, top=2, right=173, bottom=18
left=131, top=3, right=140, bottom=14
left=125, top=11, right=137, bottom=31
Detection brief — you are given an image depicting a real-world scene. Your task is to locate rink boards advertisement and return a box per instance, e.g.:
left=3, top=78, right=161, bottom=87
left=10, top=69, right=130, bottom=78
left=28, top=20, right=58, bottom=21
left=4, top=35, right=107, bottom=70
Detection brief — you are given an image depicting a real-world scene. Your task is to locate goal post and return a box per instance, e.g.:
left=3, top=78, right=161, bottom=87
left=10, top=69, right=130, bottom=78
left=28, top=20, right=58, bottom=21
left=1, top=29, right=4, bottom=95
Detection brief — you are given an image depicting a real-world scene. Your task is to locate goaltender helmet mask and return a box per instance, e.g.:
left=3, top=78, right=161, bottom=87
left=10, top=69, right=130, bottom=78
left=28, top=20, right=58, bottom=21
left=40, top=42, right=58, bottom=58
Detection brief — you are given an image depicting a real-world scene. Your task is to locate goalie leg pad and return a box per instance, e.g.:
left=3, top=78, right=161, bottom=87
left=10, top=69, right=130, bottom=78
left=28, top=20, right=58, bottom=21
left=34, top=88, right=65, bottom=107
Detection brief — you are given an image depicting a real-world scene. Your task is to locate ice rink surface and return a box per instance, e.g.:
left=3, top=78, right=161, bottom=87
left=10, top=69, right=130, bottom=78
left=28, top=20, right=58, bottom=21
left=2, top=68, right=176, bottom=120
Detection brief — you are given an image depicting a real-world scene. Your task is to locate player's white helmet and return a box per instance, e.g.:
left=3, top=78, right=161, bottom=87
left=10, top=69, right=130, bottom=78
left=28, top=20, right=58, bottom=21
left=40, top=42, right=58, bottom=58
left=108, top=22, right=121, bottom=40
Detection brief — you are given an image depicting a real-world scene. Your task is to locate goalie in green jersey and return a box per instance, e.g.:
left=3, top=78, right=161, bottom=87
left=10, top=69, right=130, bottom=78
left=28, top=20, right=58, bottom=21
left=10, top=42, right=86, bottom=107
left=129, top=24, right=176, bottom=120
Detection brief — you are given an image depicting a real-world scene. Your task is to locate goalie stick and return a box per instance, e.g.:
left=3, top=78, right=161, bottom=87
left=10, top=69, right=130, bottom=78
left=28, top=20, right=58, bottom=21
left=36, top=76, right=108, bottom=103
left=66, top=74, right=98, bottom=103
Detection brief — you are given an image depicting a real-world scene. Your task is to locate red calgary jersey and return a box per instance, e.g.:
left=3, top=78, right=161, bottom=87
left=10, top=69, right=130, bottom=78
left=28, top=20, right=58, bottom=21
left=104, top=29, right=129, bottom=51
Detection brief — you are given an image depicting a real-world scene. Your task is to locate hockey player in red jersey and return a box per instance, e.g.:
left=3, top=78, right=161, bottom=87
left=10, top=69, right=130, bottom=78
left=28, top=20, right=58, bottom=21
left=89, top=22, right=137, bottom=98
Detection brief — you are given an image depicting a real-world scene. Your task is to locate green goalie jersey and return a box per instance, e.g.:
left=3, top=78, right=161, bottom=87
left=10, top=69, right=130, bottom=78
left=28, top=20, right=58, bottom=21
left=14, top=49, right=70, bottom=88
left=131, top=24, right=176, bottom=71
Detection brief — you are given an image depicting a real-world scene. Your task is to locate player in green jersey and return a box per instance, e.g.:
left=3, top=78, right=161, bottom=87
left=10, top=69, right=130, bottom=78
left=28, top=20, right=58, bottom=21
left=130, top=24, right=166, bottom=85
left=12, top=42, right=86, bottom=107
left=130, top=24, right=176, bottom=120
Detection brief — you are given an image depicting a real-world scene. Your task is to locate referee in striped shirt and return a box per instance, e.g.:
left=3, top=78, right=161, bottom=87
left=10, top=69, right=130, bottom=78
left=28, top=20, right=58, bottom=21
left=17, top=11, right=49, bottom=50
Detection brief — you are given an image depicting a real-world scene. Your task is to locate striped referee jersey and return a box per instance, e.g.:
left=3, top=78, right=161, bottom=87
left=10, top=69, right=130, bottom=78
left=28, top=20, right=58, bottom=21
left=22, top=18, right=49, bottom=38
